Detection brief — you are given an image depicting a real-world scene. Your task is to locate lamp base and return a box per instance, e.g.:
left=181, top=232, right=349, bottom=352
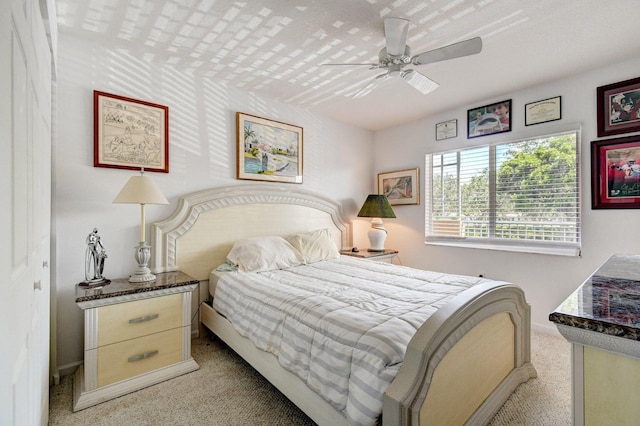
left=128, top=241, right=156, bottom=283
left=128, top=272, right=157, bottom=283
left=367, top=218, right=388, bottom=252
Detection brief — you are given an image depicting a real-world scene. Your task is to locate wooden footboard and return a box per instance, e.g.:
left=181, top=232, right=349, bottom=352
left=383, top=282, right=537, bottom=426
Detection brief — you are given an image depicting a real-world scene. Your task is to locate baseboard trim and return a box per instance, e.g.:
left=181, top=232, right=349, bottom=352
left=57, top=360, right=83, bottom=379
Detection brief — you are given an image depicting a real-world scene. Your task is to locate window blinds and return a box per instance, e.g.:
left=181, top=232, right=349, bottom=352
left=426, top=130, right=580, bottom=255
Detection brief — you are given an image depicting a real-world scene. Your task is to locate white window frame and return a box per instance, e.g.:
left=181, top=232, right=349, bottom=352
left=425, top=129, right=581, bottom=257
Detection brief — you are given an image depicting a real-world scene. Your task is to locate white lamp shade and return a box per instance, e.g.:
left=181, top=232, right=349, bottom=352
left=113, top=175, right=169, bottom=205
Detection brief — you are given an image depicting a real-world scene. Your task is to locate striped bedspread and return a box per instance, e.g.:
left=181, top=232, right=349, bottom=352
left=212, top=256, right=496, bottom=425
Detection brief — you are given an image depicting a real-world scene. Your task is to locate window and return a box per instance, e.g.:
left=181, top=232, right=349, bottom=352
left=425, top=130, right=580, bottom=256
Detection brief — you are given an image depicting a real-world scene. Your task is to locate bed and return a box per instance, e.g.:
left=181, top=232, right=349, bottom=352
left=150, top=185, right=536, bottom=426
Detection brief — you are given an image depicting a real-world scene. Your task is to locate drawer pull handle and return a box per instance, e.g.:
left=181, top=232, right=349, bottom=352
left=128, top=350, right=159, bottom=362
left=128, top=314, right=159, bottom=324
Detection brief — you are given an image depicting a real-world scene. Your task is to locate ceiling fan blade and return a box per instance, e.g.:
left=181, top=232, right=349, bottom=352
left=352, top=73, right=388, bottom=98
left=401, top=70, right=439, bottom=95
left=411, top=37, right=482, bottom=66
left=384, top=18, right=410, bottom=56
left=321, top=63, right=380, bottom=67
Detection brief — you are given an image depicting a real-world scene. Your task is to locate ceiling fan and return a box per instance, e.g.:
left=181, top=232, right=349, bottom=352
left=323, top=18, right=482, bottom=98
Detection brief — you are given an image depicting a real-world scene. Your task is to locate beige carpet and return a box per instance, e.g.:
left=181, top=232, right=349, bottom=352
left=49, top=331, right=571, bottom=425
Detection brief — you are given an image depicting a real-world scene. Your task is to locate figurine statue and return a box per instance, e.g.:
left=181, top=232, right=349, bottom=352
left=81, top=228, right=109, bottom=286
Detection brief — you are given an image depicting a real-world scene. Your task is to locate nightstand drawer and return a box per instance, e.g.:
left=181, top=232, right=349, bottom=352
left=97, top=327, right=183, bottom=387
left=97, top=293, right=182, bottom=346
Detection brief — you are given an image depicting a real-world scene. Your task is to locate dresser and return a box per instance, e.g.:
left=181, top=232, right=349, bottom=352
left=550, top=254, right=640, bottom=426
left=73, top=271, right=199, bottom=411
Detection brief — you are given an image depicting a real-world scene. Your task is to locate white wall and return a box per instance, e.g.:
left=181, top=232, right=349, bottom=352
left=53, top=34, right=374, bottom=371
left=374, top=57, right=640, bottom=334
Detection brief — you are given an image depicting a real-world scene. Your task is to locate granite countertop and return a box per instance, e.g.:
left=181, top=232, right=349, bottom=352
left=549, top=254, right=640, bottom=341
left=76, top=270, right=198, bottom=303
left=339, top=249, right=398, bottom=258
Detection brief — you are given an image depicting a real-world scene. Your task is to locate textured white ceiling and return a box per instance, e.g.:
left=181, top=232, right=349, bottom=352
left=56, top=0, right=640, bottom=130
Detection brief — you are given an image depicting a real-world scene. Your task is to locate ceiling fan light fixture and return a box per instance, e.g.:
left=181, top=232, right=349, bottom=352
left=383, top=18, right=410, bottom=56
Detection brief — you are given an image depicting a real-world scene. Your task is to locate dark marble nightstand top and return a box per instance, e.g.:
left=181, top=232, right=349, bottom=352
left=339, top=249, right=398, bottom=259
left=549, top=254, right=640, bottom=341
left=76, top=270, right=198, bottom=304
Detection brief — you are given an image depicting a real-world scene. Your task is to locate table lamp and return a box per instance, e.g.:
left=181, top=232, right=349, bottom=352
left=357, top=194, right=396, bottom=252
left=113, top=168, right=169, bottom=282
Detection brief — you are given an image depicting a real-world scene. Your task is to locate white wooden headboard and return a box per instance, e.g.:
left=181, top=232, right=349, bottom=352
left=150, top=185, right=352, bottom=280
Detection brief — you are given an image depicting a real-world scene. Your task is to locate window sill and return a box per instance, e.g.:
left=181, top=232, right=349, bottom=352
left=425, top=238, right=581, bottom=257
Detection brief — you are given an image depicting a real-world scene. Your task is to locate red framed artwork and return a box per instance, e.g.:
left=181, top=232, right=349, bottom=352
left=597, top=76, right=640, bottom=138
left=94, top=90, right=169, bottom=173
left=591, top=135, right=640, bottom=209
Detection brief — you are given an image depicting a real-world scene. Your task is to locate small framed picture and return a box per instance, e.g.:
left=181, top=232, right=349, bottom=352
left=94, top=91, right=169, bottom=173
left=467, top=99, right=511, bottom=139
left=436, top=119, right=457, bottom=140
left=591, top=135, right=640, bottom=209
left=597, top=76, right=640, bottom=137
left=378, top=168, right=419, bottom=206
left=525, top=96, right=561, bottom=126
left=236, top=112, right=303, bottom=184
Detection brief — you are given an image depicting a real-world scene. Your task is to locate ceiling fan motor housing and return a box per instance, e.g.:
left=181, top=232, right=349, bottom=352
left=378, top=46, right=411, bottom=67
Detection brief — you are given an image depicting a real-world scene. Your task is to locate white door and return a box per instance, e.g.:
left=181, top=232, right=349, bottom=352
left=0, top=0, right=52, bottom=424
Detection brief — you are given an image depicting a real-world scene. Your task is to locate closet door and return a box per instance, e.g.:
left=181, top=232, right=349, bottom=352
left=0, top=0, right=52, bottom=425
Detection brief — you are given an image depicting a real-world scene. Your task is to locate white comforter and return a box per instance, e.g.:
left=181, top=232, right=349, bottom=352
left=212, top=256, right=497, bottom=425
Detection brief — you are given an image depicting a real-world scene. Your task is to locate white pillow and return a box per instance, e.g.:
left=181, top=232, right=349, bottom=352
left=226, top=236, right=304, bottom=272
left=285, top=228, right=340, bottom=264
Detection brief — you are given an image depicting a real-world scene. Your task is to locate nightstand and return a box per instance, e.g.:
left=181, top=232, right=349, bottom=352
left=73, top=271, right=199, bottom=411
left=340, top=249, right=398, bottom=264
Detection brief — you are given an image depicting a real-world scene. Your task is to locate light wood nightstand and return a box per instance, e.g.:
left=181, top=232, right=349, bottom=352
left=73, top=271, right=199, bottom=411
left=340, top=249, right=398, bottom=264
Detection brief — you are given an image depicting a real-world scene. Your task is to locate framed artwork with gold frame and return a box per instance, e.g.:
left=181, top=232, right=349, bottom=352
left=378, top=168, right=420, bottom=205
left=236, top=112, right=303, bottom=184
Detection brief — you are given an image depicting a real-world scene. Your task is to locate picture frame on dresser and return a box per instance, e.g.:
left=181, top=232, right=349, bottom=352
left=591, top=135, right=640, bottom=209
left=236, top=112, right=304, bottom=184
left=93, top=91, right=169, bottom=173
left=597, top=76, right=640, bottom=137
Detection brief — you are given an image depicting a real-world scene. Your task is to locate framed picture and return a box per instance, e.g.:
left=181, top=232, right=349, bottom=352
left=591, top=135, right=640, bottom=209
left=467, top=99, right=511, bottom=139
left=94, top=91, right=169, bottom=173
left=525, top=96, right=561, bottom=126
left=597, top=76, right=640, bottom=137
left=237, top=112, right=303, bottom=184
left=378, top=168, right=419, bottom=205
left=436, top=119, right=457, bottom=140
